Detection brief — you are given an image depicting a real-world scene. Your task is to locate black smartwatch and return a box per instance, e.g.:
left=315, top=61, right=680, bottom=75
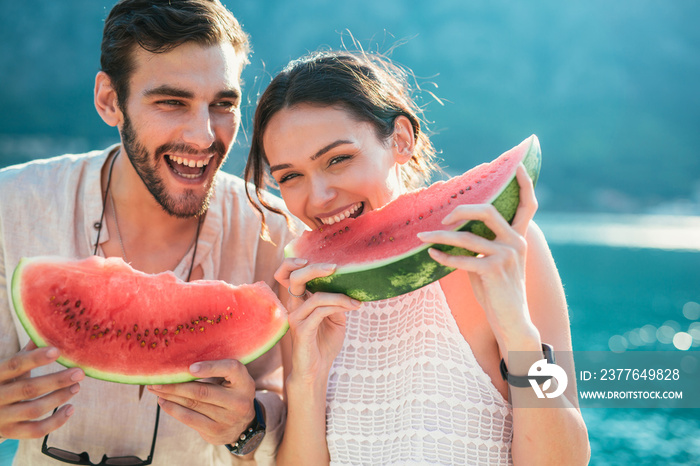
left=499, top=343, right=555, bottom=388
left=226, top=398, right=266, bottom=456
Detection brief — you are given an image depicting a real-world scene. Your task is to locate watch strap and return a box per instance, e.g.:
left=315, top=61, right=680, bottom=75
left=500, top=343, right=555, bottom=388
left=226, top=398, right=266, bottom=456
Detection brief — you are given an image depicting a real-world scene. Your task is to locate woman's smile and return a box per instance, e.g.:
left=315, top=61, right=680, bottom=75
left=316, top=202, right=364, bottom=226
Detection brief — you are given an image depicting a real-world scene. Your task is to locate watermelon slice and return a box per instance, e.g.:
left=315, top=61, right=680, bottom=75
left=11, top=256, right=288, bottom=384
left=285, top=135, right=541, bottom=301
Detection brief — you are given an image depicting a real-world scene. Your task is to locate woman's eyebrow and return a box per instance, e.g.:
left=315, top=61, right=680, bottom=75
left=269, top=139, right=353, bottom=173
left=310, top=140, right=352, bottom=161
left=269, top=163, right=291, bottom=174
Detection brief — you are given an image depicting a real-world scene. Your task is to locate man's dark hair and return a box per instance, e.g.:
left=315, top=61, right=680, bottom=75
left=101, top=0, right=250, bottom=110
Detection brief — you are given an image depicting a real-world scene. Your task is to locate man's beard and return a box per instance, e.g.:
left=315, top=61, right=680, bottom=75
left=120, top=111, right=227, bottom=219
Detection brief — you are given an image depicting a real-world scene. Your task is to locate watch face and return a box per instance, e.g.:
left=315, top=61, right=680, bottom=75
left=237, top=430, right=266, bottom=456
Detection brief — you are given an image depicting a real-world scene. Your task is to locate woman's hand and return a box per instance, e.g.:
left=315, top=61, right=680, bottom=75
left=275, top=259, right=361, bottom=384
left=417, top=164, right=540, bottom=349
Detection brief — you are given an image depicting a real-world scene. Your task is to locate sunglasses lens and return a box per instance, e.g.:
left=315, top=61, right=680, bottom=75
left=45, top=447, right=85, bottom=462
left=105, top=456, right=145, bottom=465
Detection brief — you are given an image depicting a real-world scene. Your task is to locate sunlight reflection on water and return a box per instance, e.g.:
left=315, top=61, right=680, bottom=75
left=536, top=213, right=700, bottom=251
left=544, top=220, right=700, bottom=464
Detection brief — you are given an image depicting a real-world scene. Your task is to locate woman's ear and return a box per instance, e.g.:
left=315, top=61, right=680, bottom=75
left=392, top=115, right=416, bottom=165
left=94, top=71, right=123, bottom=127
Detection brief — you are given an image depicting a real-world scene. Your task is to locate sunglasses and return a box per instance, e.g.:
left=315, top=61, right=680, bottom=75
left=41, top=404, right=160, bottom=465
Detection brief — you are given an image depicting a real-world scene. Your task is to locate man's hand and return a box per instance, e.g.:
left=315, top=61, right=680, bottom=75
left=147, top=359, right=256, bottom=446
left=0, top=342, right=84, bottom=439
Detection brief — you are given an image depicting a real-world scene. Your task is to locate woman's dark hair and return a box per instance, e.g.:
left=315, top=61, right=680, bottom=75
left=101, top=0, right=250, bottom=110
left=245, top=50, right=441, bottom=237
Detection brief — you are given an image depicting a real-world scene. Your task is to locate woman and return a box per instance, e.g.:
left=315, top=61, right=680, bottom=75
left=245, top=51, right=590, bottom=465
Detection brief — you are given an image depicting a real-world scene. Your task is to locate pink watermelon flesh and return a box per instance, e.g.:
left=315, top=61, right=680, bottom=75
left=11, top=256, right=288, bottom=384
left=290, top=135, right=533, bottom=266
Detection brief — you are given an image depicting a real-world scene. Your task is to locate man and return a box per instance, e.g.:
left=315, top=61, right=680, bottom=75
left=0, top=1, right=296, bottom=464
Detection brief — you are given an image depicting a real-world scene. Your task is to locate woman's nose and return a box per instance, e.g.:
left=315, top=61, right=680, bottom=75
left=309, top=176, right=337, bottom=206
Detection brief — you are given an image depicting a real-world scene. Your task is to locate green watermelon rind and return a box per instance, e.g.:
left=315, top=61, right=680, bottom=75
left=288, top=135, right=541, bottom=302
left=11, top=256, right=289, bottom=385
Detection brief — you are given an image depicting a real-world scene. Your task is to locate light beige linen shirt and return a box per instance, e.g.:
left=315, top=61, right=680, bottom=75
left=0, top=146, right=297, bottom=465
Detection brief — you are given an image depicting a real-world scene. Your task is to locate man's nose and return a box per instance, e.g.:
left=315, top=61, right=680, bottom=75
left=183, top=106, right=215, bottom=150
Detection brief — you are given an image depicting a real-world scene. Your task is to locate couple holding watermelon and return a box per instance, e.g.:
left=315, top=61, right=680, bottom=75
left=0, top=1, right=589, bottom=465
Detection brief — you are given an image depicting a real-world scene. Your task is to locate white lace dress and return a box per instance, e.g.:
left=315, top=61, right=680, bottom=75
left=325, top=281, right=513, bottom=465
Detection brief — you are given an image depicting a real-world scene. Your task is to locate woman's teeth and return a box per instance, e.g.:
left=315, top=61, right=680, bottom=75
left=320, top=202, right=363, bottom=225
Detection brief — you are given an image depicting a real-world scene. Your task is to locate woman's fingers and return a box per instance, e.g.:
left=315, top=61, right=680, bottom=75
left=292, top=305, right=351, bottom=337
left=288, top=292, right=359, bottom=326
left=511, top=164, right=538, bottom=235
left=420, top=164, right=537, bottom=252
left=417, top=229, right=499, bottom=256
left=287, top=263, right=336, bottom=299
left=441, top=203, right=516, bottom=242
left=274, top=257, right=337, bottom=299
left=274, top=257, right=309, bottom=288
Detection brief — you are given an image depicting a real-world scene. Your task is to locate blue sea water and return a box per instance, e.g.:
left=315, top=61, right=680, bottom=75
left=541, top=214, right=700, bottom=465
left=1, top=214, right=698, bottom=465
left=0, top=441, right=17, bottom=466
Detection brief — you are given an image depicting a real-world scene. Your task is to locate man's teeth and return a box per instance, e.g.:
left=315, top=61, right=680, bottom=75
left=320, top=203, right=362, bottom=225
left=168, top=154, right=211, bottom=168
